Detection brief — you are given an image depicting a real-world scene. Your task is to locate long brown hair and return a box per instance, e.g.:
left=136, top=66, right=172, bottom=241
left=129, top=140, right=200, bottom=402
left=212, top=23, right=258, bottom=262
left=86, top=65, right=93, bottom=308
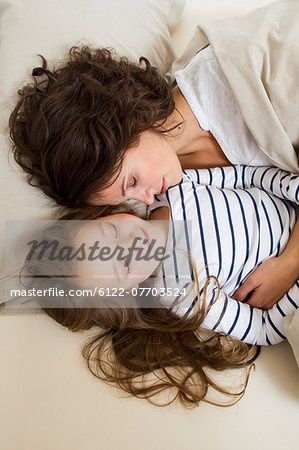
left=44, top=301, right=259, bottom=409
left=22, top=206, right=260, bottom=408
left=9, top=46, right=180, bottom=208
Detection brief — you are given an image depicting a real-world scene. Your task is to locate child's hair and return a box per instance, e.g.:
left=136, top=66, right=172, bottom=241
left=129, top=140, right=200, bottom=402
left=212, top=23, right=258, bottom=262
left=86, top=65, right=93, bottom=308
left=9, top=46, right=180, bottom=208
left=20, top=206, right=260, bottom=409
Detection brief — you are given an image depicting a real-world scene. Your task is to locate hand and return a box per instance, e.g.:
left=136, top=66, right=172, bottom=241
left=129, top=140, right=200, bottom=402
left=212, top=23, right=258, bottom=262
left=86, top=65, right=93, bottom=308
left=232, top=257, right=298, bottom=310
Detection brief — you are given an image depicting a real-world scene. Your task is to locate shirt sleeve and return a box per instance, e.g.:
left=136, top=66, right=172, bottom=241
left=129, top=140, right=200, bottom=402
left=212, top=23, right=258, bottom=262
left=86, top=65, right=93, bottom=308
left=180, top=278, right=299, bottom=345
left=184, top=166, right=299, bottom=205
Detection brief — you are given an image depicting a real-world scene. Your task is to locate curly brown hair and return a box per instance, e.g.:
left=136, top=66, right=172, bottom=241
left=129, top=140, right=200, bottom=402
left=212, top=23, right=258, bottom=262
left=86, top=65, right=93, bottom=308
left=9, top=46, right=178, bottom=208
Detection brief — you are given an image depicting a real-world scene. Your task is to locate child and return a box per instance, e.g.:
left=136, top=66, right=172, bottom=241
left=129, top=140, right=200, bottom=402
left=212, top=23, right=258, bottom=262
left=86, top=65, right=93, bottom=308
left=20, top=165, right=298, bottom=407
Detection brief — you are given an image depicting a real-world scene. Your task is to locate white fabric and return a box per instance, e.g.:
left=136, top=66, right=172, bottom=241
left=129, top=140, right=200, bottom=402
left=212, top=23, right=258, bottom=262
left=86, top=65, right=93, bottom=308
left=0, top=0, right=185, bottom=112
left=283, top=309, right=299, bottom=367
left=148, top=166, right=299, bottom=345
left=171, top=0, right=299, bottom=173
left=175, top=45, right=274, bottom=167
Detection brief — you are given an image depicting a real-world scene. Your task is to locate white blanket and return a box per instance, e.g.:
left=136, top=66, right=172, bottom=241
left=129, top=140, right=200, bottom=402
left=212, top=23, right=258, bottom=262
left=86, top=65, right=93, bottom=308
left=171, top=0, right=299, bottom=172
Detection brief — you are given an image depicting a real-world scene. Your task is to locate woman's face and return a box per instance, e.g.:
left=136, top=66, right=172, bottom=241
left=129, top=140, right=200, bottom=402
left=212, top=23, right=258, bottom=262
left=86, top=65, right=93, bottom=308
left=74, top=213, right=168, bottom=291
left=89, top=130, right=182, bottom=206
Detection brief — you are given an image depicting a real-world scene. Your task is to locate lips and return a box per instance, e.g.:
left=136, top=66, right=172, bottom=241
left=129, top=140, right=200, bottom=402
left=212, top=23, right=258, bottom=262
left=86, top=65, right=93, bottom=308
left=160, top=177, right=168, bottom=194
left=140, top=227, right=151, bottom=248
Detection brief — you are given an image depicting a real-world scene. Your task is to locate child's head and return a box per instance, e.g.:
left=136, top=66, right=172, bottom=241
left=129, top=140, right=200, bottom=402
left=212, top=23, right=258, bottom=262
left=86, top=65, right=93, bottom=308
left=9, top=46, right=182, bottom=208
left=73, top=212, right=168, bottom=292
left=23, top=209, right=168, bottom=308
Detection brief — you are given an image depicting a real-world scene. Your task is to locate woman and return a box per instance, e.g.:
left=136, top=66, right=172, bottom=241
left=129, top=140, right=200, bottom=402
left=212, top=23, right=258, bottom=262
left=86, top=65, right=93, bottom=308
left=9, top=2, right=299, bottom=312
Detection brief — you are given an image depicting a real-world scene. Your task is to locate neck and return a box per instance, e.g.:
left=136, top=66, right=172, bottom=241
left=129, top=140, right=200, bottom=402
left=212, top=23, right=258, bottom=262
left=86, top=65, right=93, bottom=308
left=163, top=87, right=209, bottom=154
left=149, top=206, right=169, bottom=242
left=162, top=88, right=231, bottom=168
left=149, top=206, right=169, bottom=221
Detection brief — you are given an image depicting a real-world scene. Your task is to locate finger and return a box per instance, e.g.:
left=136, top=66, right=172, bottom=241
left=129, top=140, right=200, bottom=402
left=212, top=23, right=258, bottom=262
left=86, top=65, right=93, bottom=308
left=232, top=279, right=256, bottom=301
left=244, top=291, right=266, bottom=309
left=245, top=289, right=279, bottom=310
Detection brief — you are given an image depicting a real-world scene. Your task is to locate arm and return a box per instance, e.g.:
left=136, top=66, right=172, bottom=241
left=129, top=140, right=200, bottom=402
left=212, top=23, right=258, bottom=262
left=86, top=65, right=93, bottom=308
left=194, top=279, right=299, bottom=346
left=233, top=218, right=299, bottom=309
left=185, top=165, right=299, bottom=310
left=184, top=166, right=299, bottom=204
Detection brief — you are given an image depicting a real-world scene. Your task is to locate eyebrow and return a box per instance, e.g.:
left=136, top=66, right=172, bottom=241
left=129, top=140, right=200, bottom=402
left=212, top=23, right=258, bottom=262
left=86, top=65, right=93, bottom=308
left=98, top=222, right=117, bottom=239
left=110, top=223, right=118, bottom=238
left=121, top=178, right=126, bottom=198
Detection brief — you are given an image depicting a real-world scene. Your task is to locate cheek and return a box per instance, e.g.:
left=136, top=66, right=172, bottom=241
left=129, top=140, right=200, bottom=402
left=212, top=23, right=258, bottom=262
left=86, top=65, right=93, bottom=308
left=159, top=145, right=179, bottom=169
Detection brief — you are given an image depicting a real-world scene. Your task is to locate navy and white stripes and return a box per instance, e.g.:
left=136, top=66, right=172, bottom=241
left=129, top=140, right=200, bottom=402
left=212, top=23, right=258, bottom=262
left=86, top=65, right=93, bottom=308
left=150, top=166, right=298, bottom=345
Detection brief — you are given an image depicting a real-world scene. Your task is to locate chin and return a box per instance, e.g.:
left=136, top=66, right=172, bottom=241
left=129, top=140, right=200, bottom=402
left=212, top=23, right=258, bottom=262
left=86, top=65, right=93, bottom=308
left=174, top=173, right=183, bottom=186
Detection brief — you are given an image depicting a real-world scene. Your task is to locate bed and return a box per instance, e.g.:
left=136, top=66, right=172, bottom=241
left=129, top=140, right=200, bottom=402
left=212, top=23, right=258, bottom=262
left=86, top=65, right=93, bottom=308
left=0, top=1, right=298, bottom=449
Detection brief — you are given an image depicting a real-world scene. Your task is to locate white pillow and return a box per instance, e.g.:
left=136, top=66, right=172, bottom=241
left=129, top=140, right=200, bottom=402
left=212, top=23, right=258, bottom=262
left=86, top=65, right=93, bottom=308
left=0, top=0, right=185, bottom=220
left=0, top=0, right=185, bottom=107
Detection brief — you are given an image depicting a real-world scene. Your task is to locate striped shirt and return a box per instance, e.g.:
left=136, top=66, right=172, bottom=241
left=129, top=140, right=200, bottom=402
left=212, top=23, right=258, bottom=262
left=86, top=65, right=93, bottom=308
left=148, top=166, right=299, bottom=345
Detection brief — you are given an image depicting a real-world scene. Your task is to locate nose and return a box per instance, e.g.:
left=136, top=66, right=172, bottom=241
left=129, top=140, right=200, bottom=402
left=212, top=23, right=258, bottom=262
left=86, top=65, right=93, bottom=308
left=130, top=186, right=155, bottom=205
left=143, top=186, right=155, bottom=205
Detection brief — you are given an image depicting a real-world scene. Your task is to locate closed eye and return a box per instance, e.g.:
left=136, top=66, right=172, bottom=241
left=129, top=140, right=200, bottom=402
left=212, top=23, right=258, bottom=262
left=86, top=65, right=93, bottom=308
left=130, top=176, right=138, bottom=189
left=123, top=176, right=138, bottom=200
left=110, top=223, right=118, bottom=238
